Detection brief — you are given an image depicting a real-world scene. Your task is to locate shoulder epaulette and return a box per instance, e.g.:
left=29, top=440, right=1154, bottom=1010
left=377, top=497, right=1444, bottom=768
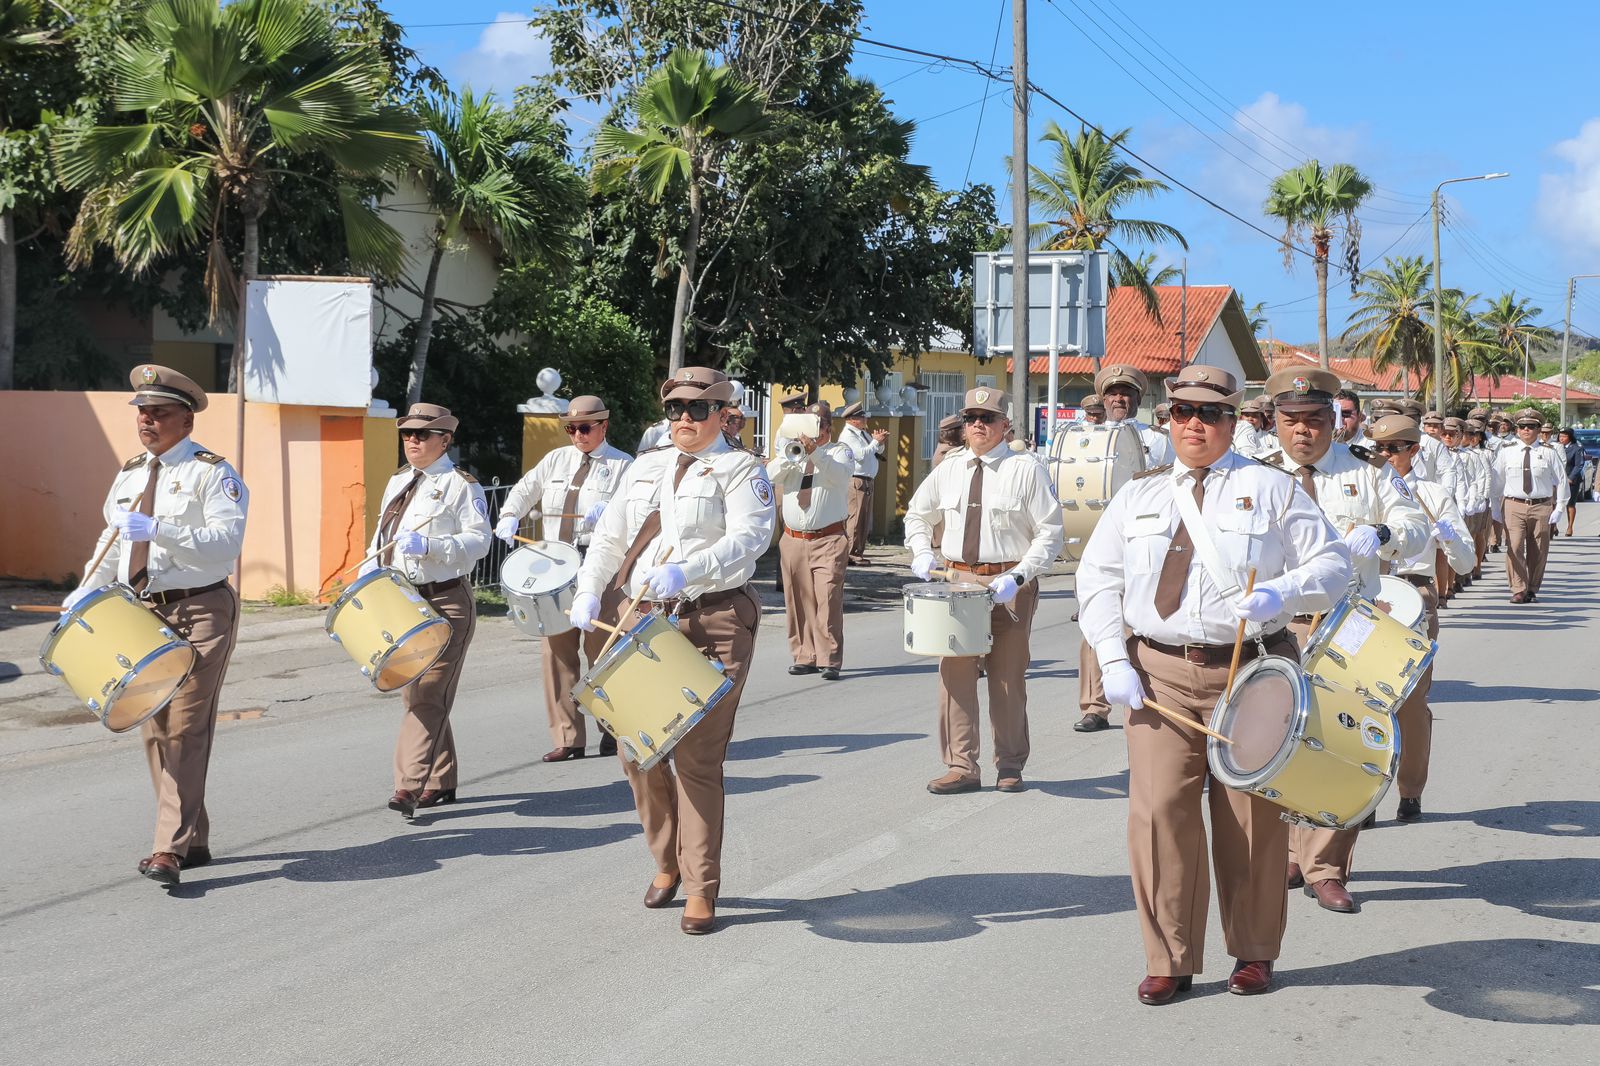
left=1132, top=464, right=1173, bottom=481
left=193, top=449, right=226, bottom=465
left=1251, top=456, right=1294, bottom=475
left=1349, top=444, right=1386, bottom=468
left=641, top=443, right=676, bottom=454
left=455, top=469, right=479, bottom=484
left=122, top=453, right=149, bottom=471
left=394, top=464, right=410, bottom=476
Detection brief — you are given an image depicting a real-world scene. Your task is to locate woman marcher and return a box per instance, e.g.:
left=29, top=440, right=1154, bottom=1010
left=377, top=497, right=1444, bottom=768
left=1558, top=428, right=1585, bottom=536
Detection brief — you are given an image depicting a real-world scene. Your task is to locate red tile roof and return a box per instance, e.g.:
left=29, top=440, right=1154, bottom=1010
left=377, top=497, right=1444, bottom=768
left=1260, top=341, right=1600, bottom=403
left=1012, top=286, right=1242, bottom=376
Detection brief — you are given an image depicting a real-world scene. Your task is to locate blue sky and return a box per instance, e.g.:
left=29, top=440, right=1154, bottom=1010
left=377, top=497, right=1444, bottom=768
left=383, top=1, right=1600, bottom=346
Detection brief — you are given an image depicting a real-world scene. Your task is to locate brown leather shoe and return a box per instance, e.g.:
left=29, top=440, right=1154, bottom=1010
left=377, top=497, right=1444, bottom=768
left=680, top=897, right=716, bottom=934
left=927, top=771, right=981, bottom=795
left=1286, top=862, right=1304, bottom=890
left=1308, top=878, right=1356, bottom=913
left=1228, top=959, right=1273, bottom=995
left=542, top=746, right=586, bottom=762
left=388, top=789, right=418, bottom=818
left=180, top=846, right=213, bottom=870
left=417, top=788, right=456, bottom=808
left=1137, top=975, right=1192, bottom=1005
left=140, top=852, right=180, bottom=885
left=644, top=875, right=682, bottom=909
left=996, top=774, right=1025, bottom=793
left=1510, top=592, right=1528, bottom=604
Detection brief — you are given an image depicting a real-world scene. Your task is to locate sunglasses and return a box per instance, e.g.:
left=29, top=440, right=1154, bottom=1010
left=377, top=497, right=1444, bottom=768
left=563, top=422, right=604, bottom=435
left=399, top=429, right=444, bottom=441
left=962, top=412, right=999, bottom=425
left=664, top=399, right=719, bottom=423
left=1169, top=403, right=1230, bottom=426
left=1372, top=441, right=1414, bottom=455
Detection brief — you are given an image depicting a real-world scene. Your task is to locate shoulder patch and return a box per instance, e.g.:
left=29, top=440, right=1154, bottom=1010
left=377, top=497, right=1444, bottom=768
left=1390, top=473, right=1414, bottom=501
left=1132, top=464, right=1173, bottom=481
left=193, top=449, right=225, bottom=465
left=122, top=453, right=149, bottom=471
left=1349, top=444, right=1386, bottom=468
left=752, top=474, right=774, bottom=508
left=455, top=469, right=479, bottom=484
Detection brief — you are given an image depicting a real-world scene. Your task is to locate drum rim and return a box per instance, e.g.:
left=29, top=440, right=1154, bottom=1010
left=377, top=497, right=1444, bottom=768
left=325, top=566, right=420, bottom=630
left=499, top=542, right=583, bottom=597
left=370, top=616, right=453, bottom=692
left=38, top=582, right=140, bottom=662
left=902, top=581, right=991, bottom=600
left=583, top=610, right=665, bottom=680
left=1207, top=654, right=1309, bottom=789
left=102, top=640, right=198, bottom=732
left=1375, top=575, right=1427, bottom=629
left=1303, top=594, right=1357, bottom=656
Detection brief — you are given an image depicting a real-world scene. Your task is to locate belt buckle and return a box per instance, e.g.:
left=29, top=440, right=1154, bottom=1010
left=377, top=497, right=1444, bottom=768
left=1180, top=643, right=1207, bottom=664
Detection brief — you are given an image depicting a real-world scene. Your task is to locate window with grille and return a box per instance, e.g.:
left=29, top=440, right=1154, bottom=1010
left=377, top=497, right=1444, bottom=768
left=921, top=372, right=966, bottom=458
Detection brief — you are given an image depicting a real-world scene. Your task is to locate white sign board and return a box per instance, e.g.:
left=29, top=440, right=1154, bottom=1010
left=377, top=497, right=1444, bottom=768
left=243, top=277, right=373, bottom=408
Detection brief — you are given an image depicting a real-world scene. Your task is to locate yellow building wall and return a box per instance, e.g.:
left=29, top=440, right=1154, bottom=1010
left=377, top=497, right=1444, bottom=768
left=520, top=413, right=571, bottom=475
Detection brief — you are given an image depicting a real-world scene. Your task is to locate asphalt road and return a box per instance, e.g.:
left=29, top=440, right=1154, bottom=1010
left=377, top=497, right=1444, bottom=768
left=2, top=518, right=1597, bottom=1065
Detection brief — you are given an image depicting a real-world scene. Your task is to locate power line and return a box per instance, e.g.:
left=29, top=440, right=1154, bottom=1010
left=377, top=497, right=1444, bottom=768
left=963, top=0, right=1008, bottom=187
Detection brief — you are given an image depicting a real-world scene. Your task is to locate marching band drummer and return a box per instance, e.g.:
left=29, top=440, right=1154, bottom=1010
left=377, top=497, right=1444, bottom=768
left=569, top=367, right=774, bottom=935
left=769, top=414, right=854, bottom=680
left=1367, top=414, right=1474, bottom=823
left=904, top=387, right=1064, bottom=796
left=63, top=366, right=248, bottom=886
left=1255, top=368, right=1429, bottom=915
left=1077, top=364, right=1351, bottom=1004
left=496, top=396, right=633, bottom=762
left=373, top=403, right=491, bottom=818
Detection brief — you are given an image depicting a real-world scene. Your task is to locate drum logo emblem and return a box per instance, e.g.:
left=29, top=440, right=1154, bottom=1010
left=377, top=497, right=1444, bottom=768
left=1337, top=712, right=1357, bottom=729
left=1359, top=715, right=1389, bottom=750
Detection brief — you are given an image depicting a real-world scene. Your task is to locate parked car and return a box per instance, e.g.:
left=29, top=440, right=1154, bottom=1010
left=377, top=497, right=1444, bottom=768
left=1572, top=429, right=1600, bottom=501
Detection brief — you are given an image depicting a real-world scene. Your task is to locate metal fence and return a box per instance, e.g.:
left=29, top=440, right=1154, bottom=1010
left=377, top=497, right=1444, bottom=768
left=470, top=481, right=516, bottom=591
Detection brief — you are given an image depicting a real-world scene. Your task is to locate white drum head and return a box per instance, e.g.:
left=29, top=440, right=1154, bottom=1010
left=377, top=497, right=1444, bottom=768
left=1374, top=576, right=1426, bottom=630
left=904, top=580, right=990, bottom=602
left=501, top=542, right=582, bottom=597
left=1209, top=655, right=1306, bottom=784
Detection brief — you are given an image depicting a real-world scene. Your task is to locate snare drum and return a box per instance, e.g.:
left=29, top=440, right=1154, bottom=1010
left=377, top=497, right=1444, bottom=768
left=1373, top=575, right=1426, bottom=631
left=1301, top=592, right=1436, bottom=714
left=903, top=581, right=993, bottom=657
left=39, top=584, right=197, bottom=733
left=1047, top=422, right=1145, bottom=560
left=325, top=568, right=452, bottom=691
left=501, top=542, right=581, bottom=637
left=1208, top=654, right=1398, bottom=829
left=573, top=610, right=732, bottom=771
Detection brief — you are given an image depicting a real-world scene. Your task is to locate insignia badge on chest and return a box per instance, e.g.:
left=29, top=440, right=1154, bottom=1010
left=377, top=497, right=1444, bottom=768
left=1342, top=484, right=1358, bottom=496
left=1235, top=497, right=1253, bottom=511
left=430, top=489, right=444, bottom=500
left=169, top=480, right=182, bottom=494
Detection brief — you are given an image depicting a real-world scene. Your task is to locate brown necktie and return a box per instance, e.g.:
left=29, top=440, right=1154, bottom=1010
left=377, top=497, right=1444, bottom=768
left=1522, top=446, right=1533, bottom=495
left=608, top=453, right=696, bottom=598
left=127, top=458, right=162, bottom=593
left=378, top=469, right=424, bottom=567
left=1296, top=464, right=1318, bottom=503
left=1154, top=467, right=1208, bottom=618
left=960, top=458, right=984, bottom=564
left=797, top=459, right=816, bottom=510
left=558, top=452, right=592, bottom=543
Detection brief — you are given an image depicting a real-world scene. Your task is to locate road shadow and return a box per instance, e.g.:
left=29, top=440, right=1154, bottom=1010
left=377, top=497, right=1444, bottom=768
left=1427, top=680, right=1598, bottom=704
left=726, top=732, right=924, bottom=761
left=849, top=661, right=940, bottom=679
left=1357, top=857, right=1600, bottom=924
left=0, top=662, right=20, bottom=683
left=1030, top=770, right=1130, bottom=801
left=1412, top=800, right=1600, bottom=838
left=427, top=772, right=821, bottom=823
left=719, top=870, right=1133, bottom=943
left=1288, top=938, right=1600, bottom=1025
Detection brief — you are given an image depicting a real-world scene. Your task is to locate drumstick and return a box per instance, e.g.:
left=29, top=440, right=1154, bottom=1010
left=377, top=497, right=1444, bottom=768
left=1144, top=698, right=1234, bottom=745
left=1224, top=567, right=1257, bottom=702
left=11, top=604, right=63, bottom=614
left=589, top=619, right=625, bottom=635
left=510, top=535, right=563, bottom=562
left=34, top=491, right=152, bottom=615
left=336, top=511, right=445, bottom=582
left=598, top=546, right=674, bottom=659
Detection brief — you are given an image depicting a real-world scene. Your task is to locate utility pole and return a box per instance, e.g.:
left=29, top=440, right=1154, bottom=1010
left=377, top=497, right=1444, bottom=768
left=1559, top=274, right=1600, bottom=426
left=1177, top=257, right=1188, bottom=364
left=1430, top=172, right=1508, bottom=412
left=1009, top=0, right=1030, bottom=440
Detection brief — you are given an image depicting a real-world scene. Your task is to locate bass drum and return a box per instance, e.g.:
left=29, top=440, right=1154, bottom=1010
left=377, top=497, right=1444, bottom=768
left=1047, top=422, right=1145, bottom=561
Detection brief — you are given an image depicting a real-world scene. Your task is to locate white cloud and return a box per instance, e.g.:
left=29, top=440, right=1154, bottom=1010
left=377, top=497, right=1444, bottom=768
left=1537, top=118, right=1600, bottom=252
left=453, top=12, right=551, bottom=98
left=1199, top=92, right=1367, bottom=205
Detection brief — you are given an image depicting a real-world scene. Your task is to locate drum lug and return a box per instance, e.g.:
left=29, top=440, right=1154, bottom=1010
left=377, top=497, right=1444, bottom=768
left=1318, top=811, right=1341, bottom=826
left=592, top=686, right=609, bottom=705
left=1307, top=673, right=1334, bottom=691
left=1360, top=762, right=1387, bottom=777
left=1362, top=696, right=1389, bottom=713
left=637, top=730, right=655, bottom=750
left=351, top=597, right=364, bottom=610
left=329, top=632, right=342, bottom=644
left=116, top=653, right=133, bottom=669
left=1302, top=736, right=1323, bottom=751
left=620, top=737, right=640, bottom=763
left=1377, top=681, right=1397, bottom=698
left=360, top=665, right=373, bottom=678
left=636, top=641, right=660, bottom=662
left=681, top=687, right=703, bottom=707
left=158, top=627, right=176, bottom=639
left=707, top=657, right=725, bottom=673
left=1259, top=787, right=1281, bottom=800
left=1322, top=647, right=1347, bottom=669
left=380, top=630, right=395, bottom=644
left=1406, top=637, right=1427, bottom=651
left=74, top=616, right=95, bottom=634
left=86, top=698, right=101, bottom=713
left=44, top=661, right=63, bottom=676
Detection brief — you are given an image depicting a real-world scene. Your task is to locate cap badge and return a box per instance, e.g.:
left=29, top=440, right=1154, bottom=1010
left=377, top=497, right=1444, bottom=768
left=140, top=367, right=157, bottom=384
left=1195, top=370, right=1208, bottom=380
left=1292, top=376, right=1309, bottom=394
left=680, top=369, right=694, bottom=381
left=975, top=389, right=989, bottom=403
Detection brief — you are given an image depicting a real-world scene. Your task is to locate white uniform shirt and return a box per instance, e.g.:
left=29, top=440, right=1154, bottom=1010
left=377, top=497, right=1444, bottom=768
left=499, top=441, right=633, bottom=547
left=636, top=420, right=671, bottom=454
left=1256, top=441, right=1429, bottom=599
left=768, top=443, right=853, bottom=530
left=578, top=435, right=775, bottom=601
left=903, top=445, right=1065, bottom=584
left=1077, top=450, right=1352, bottom=669
left=1492, top=439, right=1570, bottom=511
left=1232, top=421, right=1264, bottom=458
left=81, top=437, right=248, bottom=593
left=369, top=457, right=492, bottom=584
left=1396, top=472, right=1475, bottom=578
left=1416, top=433, right=1459, bottom=497
left=837, top=423, right=884, bottom=478
left=1451, top=446, right=1492, bottom=515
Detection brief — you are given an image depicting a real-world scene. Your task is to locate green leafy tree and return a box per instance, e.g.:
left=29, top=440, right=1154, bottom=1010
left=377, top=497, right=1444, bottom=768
left=1476, top=291, right=1552, bottom=386
left=593, top=47, right=769, bottom=374
left=1110, top=252, right=1181, bottom=324
left=403, top=88, right=585, bottom=406
left=51, top=0, right=423, bottom=385
left=1265, top=159, right=1373, bottom=369
left=1344, top=255, right=1434, bottom=393
left=1240, top=298, right=1267, bottom=338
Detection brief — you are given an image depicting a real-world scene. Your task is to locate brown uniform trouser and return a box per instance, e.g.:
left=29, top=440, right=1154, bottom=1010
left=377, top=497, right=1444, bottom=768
left=395, top=581, right=476, bottom=791
left=1126, top=633, right=1296, bottom=976
left=1467, top=511, right=1489, bottom=567
left=1079, top=641, right=1109, bottom=719
left=846, top=476, right=874, bottom=556
left=143, top=585, right=240, bottom=857
left=938, top=574, right=1039, bottom=777
left=1396, top=582, right=1439, bottom=800
left=619, top=586, right=760, bottom=900
left=542, top=623, right=611, bottom=748
left=779, top=529, right=848, bottom=669
left=1504, top=497, right=1554, bottom=596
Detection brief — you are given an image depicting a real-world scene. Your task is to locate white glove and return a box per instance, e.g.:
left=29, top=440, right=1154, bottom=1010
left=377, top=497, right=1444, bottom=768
left=1102, top=660, right=1147, bottom=710
left=1491, top=509, right=1503, bottom=524
left=1233, top=586, right=1284, bottom=622
left=61, top=585, right=95, bottom=614
left=396, top=530, right=428, bottom=558
left=584, top=501, right=607, bottom=525
left=1550, top=509, right=1561, bottom=525
left=1433, top=519, right=1457, bottom=543
left=911, top=553, right=938, bottom=581
left=1343, top=525, right=1381, bottom=559
left=495, top=515, right=518, bottom=544
left=989, top=573, right=1020, bottom=605
left=642, top=562, right=686, bottom=599
left=569, top=592, right=600, bottom=632
left=359, top=559, right=379, bottom=577
left=113, top=509, right=158, bottom=542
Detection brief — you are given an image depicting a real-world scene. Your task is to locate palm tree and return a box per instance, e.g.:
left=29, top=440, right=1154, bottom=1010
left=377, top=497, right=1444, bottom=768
left=1025, top=122, right=1186, bottom=344
left=1430, top=289, right=1496, bottom=405
left=1264, top=160, right=1373, bottom=369
left=1344, top=255, right=1434, bottom=393
left=0, top=0, right=59, bottom=390
left=1241, top=298, right=1268, bottom=338
left=1109, top=251, right=1179, bottom=323
left=52, top=0, right=421, bottom=383
left=1476, top=291, right=1553, bottom=387
left=593, top=48, right=768, bottom=374
left=403, top=89, right=584, bottom=406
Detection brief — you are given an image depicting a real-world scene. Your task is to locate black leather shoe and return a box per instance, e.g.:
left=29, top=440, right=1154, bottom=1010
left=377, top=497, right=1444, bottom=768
left=388, top=789, right=418, bottom=818
left=1396, top=797, right=1422, bottom=822
left=417, top=788, right=456, bottom=808
left=820, top=667, right=841, bottom=680
left=644, top=876, right=682, bottom=909
left=1073, top=713, right=1110, bottom=733
left=598, top=735, right=618, bottom=757
left=1359, top=810, right=1377, bottom=830
left=788, top=664, right=818, bottom=675
left=180, top=846, right=213, bottom=870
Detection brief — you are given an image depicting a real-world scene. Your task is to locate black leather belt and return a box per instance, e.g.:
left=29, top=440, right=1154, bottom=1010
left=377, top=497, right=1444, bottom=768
left=142, top=580, right=228, bottom=607
left=416, top=576, right=466, bottom=597
left=1508, top=496, right=1552, bottom=505
left=641, top=585, right=750, bottom=616
left=1135, top=631, right=1288, bottom=667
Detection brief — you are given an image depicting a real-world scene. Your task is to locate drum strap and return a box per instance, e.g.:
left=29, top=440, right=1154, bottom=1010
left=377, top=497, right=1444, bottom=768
left=1170, top=468, right=1265, bottom=647
left=606, top=454, right=695, bottom=601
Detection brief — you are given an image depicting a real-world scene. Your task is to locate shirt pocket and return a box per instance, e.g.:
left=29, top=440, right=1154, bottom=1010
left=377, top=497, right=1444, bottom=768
left=153, top=487, right=200, bottom=525
left=937, top=483, right=966, bottom=529
left=542, top=479, right=570, bottom=515
left=989, top=493, right=1023, bottom=534
left=674, top=475, right=725, bottom=531
left=1125, top=512, right=1173, bottom=574
left=623, top=478, right=659, bottom=528
left=1213, top=506, right=1270, bottom=570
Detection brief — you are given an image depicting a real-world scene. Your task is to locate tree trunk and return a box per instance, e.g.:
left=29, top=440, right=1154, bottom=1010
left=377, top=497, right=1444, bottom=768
left=669, top=171, right=703, bottom=376
left=406, top=241, right=447, bottom=408
left=0, top=209, right=16, bottom=391
left=228, top=210, right=262, bottom=393
left=1314, top=252, right=1329, bottom=370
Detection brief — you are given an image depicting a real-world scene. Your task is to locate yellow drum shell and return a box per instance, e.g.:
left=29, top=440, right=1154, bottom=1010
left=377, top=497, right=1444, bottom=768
left=325, top=568, right=452, bottom=692
left=1208, top=654, right=1398, bottom=829
left=39, top=584, right=197, bottom=733
left=573, top=611, right=732, bottom=771
left=903, top=581, right=993, bottom=657
left=1302, top=593, right=1436, bottom=714
left=1047, top=422, right=1145, bottom=561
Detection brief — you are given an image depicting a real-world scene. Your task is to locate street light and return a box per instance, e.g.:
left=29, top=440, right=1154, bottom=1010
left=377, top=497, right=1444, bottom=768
left=1559, top=274, right=1600, bottom=426
left=1431, top=172, right=1509, bottom=413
